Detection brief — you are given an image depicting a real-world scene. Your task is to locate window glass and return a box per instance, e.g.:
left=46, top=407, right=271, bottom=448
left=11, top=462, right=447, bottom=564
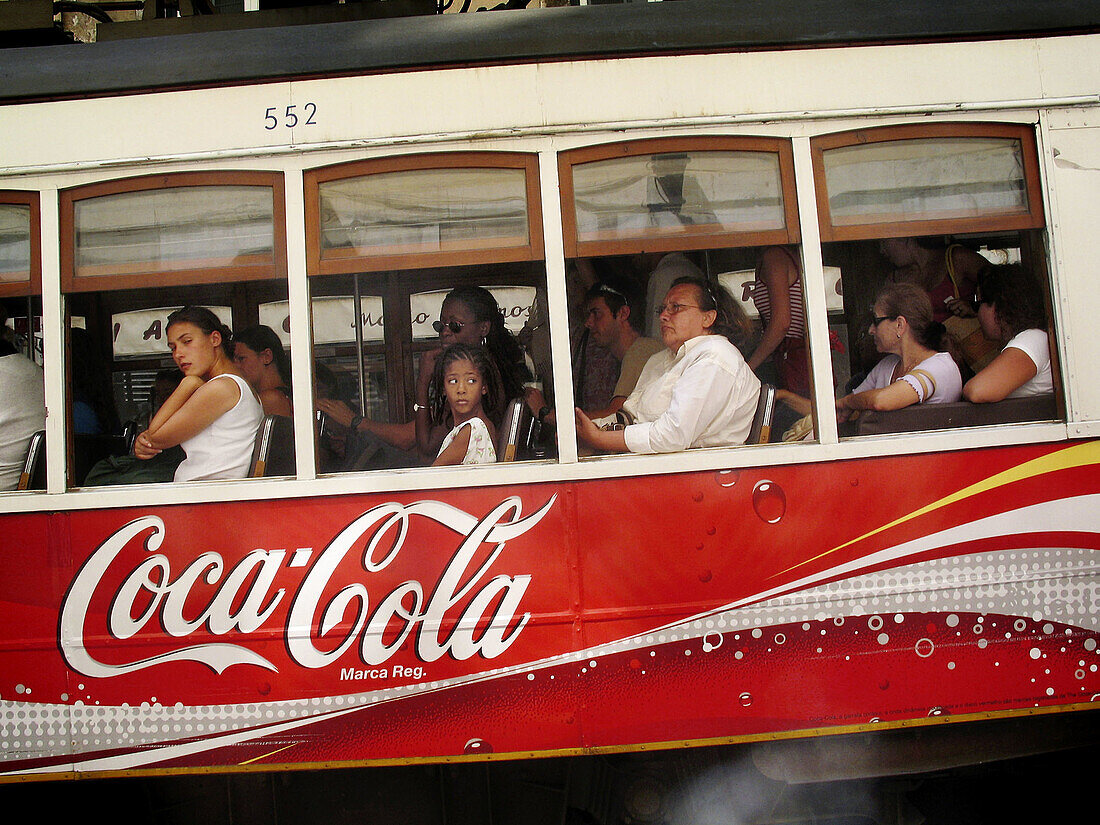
left=814, top=127, right=1058, bottom=436
left=62, top=174, right=290, bottom=488
left=1, top=295, right=46, bottom=493
left=318, top=166, right=531, bottom=261
left=822, top=137, right=1030, bottom=228
left=571, top=150, right=787, bottom=245
left=0, top=203, right=32, bottom=289
left=73, top=186, right=275, bottom=281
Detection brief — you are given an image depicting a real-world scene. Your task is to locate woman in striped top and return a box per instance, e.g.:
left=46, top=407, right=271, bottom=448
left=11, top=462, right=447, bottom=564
left=747, top=246, right=810, bottom=396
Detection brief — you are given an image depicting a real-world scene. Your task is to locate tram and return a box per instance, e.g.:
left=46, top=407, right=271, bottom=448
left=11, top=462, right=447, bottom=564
left=1, top=0, right=1098, bottom=801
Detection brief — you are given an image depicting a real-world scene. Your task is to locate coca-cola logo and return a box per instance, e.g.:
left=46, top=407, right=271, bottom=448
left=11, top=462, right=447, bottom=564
left=60, top=496, right=556, bottom=679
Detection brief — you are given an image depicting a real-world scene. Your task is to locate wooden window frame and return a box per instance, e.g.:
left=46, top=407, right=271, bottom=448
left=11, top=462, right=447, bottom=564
left=0, top=190, right=41, bottom=299
left=558, top=136, right=801, bottom=258
left=810, top=122, right=1045, bottom=243
left=60, top=171, right=287, bottom=293
left=304, top=152, right=545, bottom=276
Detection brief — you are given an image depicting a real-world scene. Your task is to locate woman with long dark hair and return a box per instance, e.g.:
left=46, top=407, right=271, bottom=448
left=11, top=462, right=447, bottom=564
left=233, top=324, right=293, bottom=417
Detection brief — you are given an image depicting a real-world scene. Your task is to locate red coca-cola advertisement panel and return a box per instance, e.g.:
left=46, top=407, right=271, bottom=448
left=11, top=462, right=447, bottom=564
left=1, top=440, right=1098, bottom=777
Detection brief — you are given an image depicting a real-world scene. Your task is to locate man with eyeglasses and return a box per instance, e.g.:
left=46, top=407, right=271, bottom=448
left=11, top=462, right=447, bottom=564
left=581, top=277, right=664, bottom=420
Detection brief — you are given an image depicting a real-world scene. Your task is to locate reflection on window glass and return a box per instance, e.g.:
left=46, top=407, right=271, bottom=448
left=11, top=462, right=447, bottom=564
left=73, top=186, right=275, bottom=277
left=569, top=244, right=819, bottom=452
left=318, top=167, right=530, bottom=258
left=822, top=138, right=1028, bottom=227
left=0, top=204, right=31, bottom=285
left=410, top=286, right=535, bottom=340
left=571, top=151, right=786, bottom=243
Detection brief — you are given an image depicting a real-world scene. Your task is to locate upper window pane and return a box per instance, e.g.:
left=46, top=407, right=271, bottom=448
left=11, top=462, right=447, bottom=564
left=320, top=168, right=529, bottom=256
left=560, top=138, right=799, bottom=257
left=0, top=204, right=31, bottom=286
left=823, top=138, right=1028, bottom=226
left=812, top=124, right=1044, bottom=242
left=62, top=173, right=285, bottom=292
left=73, top=187, right=274, bottom=280
left=306, top=153, right=543, bottom=274
left=572, top=151, right=785, bottom=242
left=0, top=193, right=39, bottom=298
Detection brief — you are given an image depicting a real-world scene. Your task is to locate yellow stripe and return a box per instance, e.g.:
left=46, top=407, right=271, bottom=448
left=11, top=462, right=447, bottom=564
left=775, top=440, right=1100, bottom=578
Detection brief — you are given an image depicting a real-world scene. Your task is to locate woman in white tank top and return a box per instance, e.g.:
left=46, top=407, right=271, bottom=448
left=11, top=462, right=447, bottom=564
left=133, top=307, right=263, bottom=482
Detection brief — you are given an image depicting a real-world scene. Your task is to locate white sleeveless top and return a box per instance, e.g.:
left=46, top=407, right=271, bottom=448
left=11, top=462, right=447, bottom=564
left=175, top=373, right=264, bottom=482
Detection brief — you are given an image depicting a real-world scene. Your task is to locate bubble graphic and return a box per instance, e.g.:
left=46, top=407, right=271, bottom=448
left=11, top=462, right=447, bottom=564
left=915, top=638, right=935, bottom=658
left=629, top=659, right=641, bottom=670
left=702, top=633, right=724, bottom=653
left=752, top=480, right=786, bottom=523
left=698, top=570, right=712, bottom=583
left=715, top=470, right=740, bottom=487
left=928, top=707, right=945, bottom=717
left=464, top=738, right=493, bottom=754
left=739, top=692, right=753, bottom=707
left=1029, top=648, right=1042, bottom=660
left=868, top=616, right=884, bottom=631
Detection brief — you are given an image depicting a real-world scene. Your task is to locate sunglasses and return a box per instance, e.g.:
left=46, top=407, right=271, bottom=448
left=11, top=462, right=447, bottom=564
left=432, top=320, right=465, bottom=335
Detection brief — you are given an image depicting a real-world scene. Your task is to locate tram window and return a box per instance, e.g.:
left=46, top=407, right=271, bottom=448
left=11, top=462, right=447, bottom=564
left=60, top=173, right=291, bottom=487
left=305, top=153, right=551, bottom=472
left=1, top=192, right=46, bottom=493
left=811, top=124, right=1059, bottom=436
left=560, top=139, right=815, bottom=454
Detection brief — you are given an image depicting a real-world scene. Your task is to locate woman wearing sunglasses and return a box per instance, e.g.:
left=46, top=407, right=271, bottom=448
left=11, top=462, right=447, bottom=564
left=835, top=282, right=962, bottom=421
left=962, top=264, right=1052, bottom=402
left=317, top=285, right=543, bottom=463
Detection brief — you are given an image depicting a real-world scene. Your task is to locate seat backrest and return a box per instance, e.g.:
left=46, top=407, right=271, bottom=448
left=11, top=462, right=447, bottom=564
left=747, top=383, right=776, bottom=445
left=17, top=430, right=46, bottom=491
left=249, top=415, right=296, bottom=478
left=496, top=397, right=530, bottom=462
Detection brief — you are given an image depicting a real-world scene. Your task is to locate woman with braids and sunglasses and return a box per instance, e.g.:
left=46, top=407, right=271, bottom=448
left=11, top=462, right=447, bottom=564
left=317, top=285, right=544, bottom=463
left=575, top=276, right=760, bottom=454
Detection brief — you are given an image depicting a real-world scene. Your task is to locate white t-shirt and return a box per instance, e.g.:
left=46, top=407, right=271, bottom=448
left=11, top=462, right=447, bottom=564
left=1004, top=328, right=1054, bottom=398
left=175, top=373, right=264, bottom=482
left=853, top=351, right=962, bottom=405
left=621, top=335, right=761, bottom=453
left=0, top=354, right=46, bottom=491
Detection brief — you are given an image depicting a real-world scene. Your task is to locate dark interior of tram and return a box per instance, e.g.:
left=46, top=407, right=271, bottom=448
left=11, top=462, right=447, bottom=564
left=2, top=710, right=1096, bottom=824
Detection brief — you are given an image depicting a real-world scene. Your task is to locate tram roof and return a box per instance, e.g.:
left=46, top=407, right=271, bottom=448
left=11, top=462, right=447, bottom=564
left=0, top=0, right=1098, bottom=103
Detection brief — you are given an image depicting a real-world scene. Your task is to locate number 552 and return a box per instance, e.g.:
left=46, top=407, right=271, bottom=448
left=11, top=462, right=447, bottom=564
left=264, top=103, right=317, bottom=130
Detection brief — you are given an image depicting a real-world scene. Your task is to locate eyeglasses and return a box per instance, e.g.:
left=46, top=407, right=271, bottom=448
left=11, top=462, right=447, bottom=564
left=655, top=303, right=701, bottom=317
left=870, top=314, right=897, bottom=326
left=433, top=320, right=465, bottom=334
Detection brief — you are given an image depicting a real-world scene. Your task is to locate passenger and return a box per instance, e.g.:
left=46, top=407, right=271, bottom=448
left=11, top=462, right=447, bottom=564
left=638, top=250, right=706, bottom=338
left=835, top=283, right=962, bottom=421
left=574, top=276, right=760, bottom=454
left=963, top=264, right=1053, bottom=402
left=233, top=325, right=293, bottom=417
left=746, top=246, right=811, bottom=396
left=429, top=344, right=504, bottom=466
left=0, top=305, right=46, bottom=491
left=577, top=276, right=664, bottom=419
left=880, top=236, right=986, bottom=324
left=319, top=285, right=544, bottom=463
left=133, top=306, right=263, bottom=482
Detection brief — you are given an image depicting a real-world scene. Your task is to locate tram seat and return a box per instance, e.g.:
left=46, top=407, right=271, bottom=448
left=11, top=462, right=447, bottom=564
left=17, top=430, right=46, bottom=491
left=74, top=433, right=131, bottom=485
left=122, top=420, right=138, bottom=453
left=856, top=394, right=1058, bottom=435
left=747, top=383, right=777, bottom=445
left=249, top=415, right=296, bottom=477
left=497, top=397, right=533, bottom=462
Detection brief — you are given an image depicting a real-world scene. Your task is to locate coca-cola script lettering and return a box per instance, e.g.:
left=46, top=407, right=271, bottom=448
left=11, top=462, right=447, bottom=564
left=60, top=496, right=556, bottom=678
